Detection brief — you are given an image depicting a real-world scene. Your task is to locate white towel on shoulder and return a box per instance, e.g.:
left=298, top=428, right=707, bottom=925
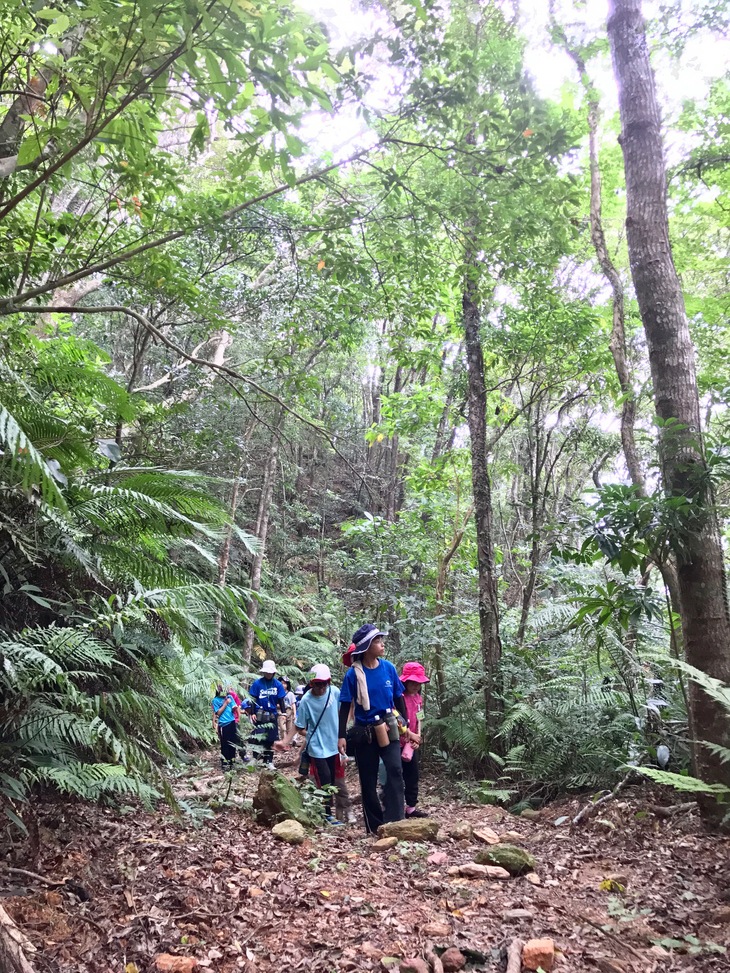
left=352, top=660, right=370, bottom=712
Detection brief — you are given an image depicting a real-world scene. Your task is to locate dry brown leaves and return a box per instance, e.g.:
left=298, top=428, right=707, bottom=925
left=1, top=764, right=728, bottom=972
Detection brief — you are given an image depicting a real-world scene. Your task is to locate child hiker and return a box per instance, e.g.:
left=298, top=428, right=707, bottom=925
left=279, top=678, right=296, bottom=740
left=248, top=660, right=287, bottom=768
left=399, top=661, right=429, bottom=818
left=211, top=684, right=246, bottom=770
left=333, top=645, right=358, bottom=824
left=275, top=664, right=344, bottom=826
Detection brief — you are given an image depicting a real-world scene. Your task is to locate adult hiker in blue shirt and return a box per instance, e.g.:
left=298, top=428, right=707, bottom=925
left=337, top=624, right=408, bottom=833
left=212, top=685, right=246, bottom=770
left=248, top=659, right=287, bottom=768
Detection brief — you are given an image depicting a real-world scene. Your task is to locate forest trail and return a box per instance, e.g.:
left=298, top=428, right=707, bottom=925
left=1, top=759, right=728, bottom=973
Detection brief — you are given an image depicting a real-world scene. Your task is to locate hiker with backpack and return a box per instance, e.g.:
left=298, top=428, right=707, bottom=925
left=274, top=663, right=344, bottom=826
left=337, top=624, right=408, bottom=834
left=279, top=678, right=297, bottom=740
left=247, top=660, right=287, bottom=768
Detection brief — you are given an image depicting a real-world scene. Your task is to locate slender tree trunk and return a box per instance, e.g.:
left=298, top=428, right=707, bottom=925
left=462, top=263, right=502, bottom=735
left=433, top=503, right=474, bottom=715
left=517, top=400, right=544, bottom=645
left=432, top=343, right=464, bottom=464
left=557, top=21, right=689, bottom=736
left=608, top=0, right=730, bottom=809
left=242, top=419, right=282, bottom=668
left=215, top=459, right=245, bottom=640
left=517, top=531, right=541, bottom=646
left=559, top=38, right=645, bottom=493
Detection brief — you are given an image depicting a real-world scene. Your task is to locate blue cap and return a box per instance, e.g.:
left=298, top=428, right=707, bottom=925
left=350, top=624, right=387, bottom=656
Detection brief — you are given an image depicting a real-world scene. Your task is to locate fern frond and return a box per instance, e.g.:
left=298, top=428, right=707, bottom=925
left=675, top=661, right=730, bottom=712
left=30, top=762, right=158, bottom=802
left=0, top=399, right=66, bottom=508
left=635, top=766, right=730, bottom=795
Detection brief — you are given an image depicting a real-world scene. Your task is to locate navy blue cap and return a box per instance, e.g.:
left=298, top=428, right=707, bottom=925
left=350, top=624, right=387, bottom=656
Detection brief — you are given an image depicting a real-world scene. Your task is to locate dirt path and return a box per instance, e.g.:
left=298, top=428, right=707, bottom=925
left=1, top=757, right=728, bottom=973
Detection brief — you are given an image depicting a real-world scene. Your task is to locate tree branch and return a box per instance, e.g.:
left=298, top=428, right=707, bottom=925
left=13, top=303, right=374, bottom=499
left=0, top=146, right=379, bottom=312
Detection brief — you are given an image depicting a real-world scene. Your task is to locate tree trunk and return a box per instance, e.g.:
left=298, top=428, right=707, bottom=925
left=558, top=35, right=645, bottom=494
left=242, top=420, right=282, bottom=668
left=432, top=343, right=464, bottom=463
left=607, top=0, right=730, bottom=809
left=516, top=399, right=545, bottom=645
left=433, top=503, right=474, bottom=715
left=215, top=459, right=245, bottom=640
left=557, top=22, right=689, bottom=740
left=462, top=267, right=502, bottom=735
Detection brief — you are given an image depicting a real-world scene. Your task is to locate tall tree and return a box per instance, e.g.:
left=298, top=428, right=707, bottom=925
left=607, top=0, right=730, bottom=810
left=462, top=241, right=503, bottom=732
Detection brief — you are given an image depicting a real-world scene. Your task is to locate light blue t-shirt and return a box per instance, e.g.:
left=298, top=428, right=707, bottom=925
left=339, top=660, right=403, bottom=724
left=212, top=694, right=236, bottom=726
left=296, top=685, right=340, bottom=758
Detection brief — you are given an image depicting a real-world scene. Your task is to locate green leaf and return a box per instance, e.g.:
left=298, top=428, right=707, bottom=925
left=17, top=133, right=49, bottom=167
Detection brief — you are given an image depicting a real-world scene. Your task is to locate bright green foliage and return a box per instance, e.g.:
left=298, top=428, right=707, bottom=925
left=0, top=326, right=253, bottom=827
left=634, top=767, right=727, bottom=795
left=0, top=0, right=339, bottom=306
left=0, top=0, right=728, bottom=823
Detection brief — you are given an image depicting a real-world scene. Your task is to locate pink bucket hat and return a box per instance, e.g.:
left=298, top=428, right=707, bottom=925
left=400, top=661, right=429, bottom=684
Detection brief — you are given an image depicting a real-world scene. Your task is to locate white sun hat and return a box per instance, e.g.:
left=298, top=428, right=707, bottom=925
left=260, top=660, right=277, bottom=675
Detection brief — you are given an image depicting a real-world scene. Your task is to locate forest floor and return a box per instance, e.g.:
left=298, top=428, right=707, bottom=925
left=1, top=756, right=729, bottom=973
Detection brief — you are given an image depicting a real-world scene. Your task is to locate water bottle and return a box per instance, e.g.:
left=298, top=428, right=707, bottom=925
left=373, top=714, right=389, bottom=747
left=385, top=709, right=399, bottom=743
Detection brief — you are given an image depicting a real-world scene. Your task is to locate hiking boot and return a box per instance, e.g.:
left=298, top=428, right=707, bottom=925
left=405, top=808, right=429, bottom=818
left=325, top=815, right=345, bottom=826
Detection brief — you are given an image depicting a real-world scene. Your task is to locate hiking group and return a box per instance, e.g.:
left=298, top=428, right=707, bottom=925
left=210, top=624, right=429, bottom=833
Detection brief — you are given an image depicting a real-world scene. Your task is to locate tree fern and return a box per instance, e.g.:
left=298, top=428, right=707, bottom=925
left=0, top=338, right=271, bottom=828
left=0, top=400, right=66, bottom=508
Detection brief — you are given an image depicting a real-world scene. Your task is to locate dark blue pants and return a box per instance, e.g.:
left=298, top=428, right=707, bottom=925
left=250, top=721, right=278, bottom=763
left=219, top=721, right=245, bottom=766
left=403, top=749, right=419, bottom=807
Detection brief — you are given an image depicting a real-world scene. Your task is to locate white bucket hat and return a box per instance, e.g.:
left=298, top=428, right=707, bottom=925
left=260, top=660, right=277, bottom=675
left=309, top=663, right=331, bottom=683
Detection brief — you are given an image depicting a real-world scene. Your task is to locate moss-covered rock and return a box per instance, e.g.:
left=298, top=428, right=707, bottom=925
left=253, top=769, right=315, bottom=827
left=474, top=843, right=535, bottom=875
left=378, top=818, right=439, bottom=841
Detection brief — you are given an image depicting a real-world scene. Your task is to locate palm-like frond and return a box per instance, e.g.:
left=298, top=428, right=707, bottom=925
left=0, top=334, right=262, bottom=827
left=0, top=400, right=66, bottom=508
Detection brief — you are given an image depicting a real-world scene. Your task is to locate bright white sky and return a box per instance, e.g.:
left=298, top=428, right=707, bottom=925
left=295, top=0, right=730, bottom=162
